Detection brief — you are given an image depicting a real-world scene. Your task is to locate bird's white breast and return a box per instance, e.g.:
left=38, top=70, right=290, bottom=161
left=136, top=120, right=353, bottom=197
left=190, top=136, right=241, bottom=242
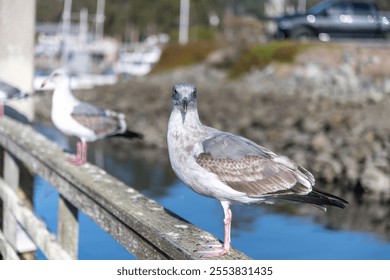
left=51, top=88, right=95, bottom=140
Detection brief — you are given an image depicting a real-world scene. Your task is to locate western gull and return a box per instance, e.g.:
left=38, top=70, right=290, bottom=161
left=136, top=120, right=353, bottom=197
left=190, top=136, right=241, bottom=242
left=167, top=83, right=348, bottom=257
left=41, top=69, right=143, bottom=165
left=0, top=80, right=29, bottom=117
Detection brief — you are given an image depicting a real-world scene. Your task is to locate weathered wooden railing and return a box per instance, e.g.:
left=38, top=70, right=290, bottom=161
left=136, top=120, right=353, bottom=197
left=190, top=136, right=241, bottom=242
left=0, top=116, right=249, bottom=260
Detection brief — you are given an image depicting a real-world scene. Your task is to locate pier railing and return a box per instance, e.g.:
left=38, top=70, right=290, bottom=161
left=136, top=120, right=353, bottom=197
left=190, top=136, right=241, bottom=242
left=0, top=116, right=249, bottom=260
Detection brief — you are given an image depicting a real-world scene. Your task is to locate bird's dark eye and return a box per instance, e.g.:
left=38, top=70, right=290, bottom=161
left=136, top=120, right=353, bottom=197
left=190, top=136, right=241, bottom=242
left=173, top=88, right=179, bottom=97
left=192, top=89, right=197, bottom=99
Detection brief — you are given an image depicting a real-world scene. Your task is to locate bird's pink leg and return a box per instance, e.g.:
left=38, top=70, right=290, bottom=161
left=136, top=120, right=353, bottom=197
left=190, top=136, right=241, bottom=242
left=68, top=141, right=82, bottom=163
left=222, top=203, right=232, bottom=253
left=197, top=201, right=232, bottom=258
left=68, top=141, right=88, bottom=165
left=79, top=141, right=87, bottom=165
left=70, top=141, right=87, bottom=166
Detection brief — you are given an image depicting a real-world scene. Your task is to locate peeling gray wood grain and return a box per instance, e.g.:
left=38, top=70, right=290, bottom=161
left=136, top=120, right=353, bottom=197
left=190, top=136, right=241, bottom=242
left=2, top=151, right=19, bottom=253
left=0, top=117, right=250, bottom=260
left=0, top=229, right=19, bottom=260
left=58, top=195, right=79, bottom=259
left=0, top=178, right=71, bottom=259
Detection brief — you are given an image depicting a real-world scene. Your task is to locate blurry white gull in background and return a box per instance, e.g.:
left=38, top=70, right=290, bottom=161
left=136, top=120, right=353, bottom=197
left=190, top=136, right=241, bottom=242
left=167, top=83, right=348, bottom=257
left=41, top=69, right=143, bottom=165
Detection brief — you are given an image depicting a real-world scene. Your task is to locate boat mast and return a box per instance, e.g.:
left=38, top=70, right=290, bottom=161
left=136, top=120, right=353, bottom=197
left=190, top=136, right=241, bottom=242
left=95, top=0, right=105, bottom=40
left=61, top=0, right=72, bottom=66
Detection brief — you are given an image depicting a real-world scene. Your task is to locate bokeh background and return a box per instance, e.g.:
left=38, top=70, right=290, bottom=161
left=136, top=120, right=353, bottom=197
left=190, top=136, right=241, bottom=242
left=1, top=0, right=390, bottom=259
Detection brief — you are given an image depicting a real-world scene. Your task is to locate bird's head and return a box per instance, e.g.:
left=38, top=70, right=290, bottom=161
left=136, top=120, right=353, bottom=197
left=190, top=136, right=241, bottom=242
left=172, top=83, right=197, bottom=122
left=40, top=68, right=70, bottom=89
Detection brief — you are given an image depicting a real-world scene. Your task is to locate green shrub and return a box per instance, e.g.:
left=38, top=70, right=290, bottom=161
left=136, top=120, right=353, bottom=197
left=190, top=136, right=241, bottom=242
left=151, top=42, right=219, bottom=73
left=228, top=41, right=310, bottom=78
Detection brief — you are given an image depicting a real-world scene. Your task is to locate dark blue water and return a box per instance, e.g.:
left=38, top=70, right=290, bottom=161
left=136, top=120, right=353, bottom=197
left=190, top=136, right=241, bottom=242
left=32, top=122, right=390, bottom=260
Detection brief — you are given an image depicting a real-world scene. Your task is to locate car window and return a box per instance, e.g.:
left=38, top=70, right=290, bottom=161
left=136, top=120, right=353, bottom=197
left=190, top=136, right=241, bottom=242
left=309, top=1, right=332, bottom=15
left=350, top=3, right=372, bottom=15
left=327, top=3, right=349, bottom=15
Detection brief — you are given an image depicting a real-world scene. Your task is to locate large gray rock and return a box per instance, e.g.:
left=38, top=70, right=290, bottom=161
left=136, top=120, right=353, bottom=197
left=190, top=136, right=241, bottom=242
left=361, top=165, right=390, bottom=196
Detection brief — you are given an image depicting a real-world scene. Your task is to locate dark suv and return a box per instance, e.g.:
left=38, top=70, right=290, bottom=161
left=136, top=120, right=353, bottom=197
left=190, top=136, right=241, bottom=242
left=275, top=0, right=390, bottom=40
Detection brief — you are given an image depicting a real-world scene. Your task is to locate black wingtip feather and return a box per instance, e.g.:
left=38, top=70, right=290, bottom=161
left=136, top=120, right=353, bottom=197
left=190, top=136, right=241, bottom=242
left=121, top=130, right=144, bottom=139
left=275, top=187, right=348, bottom=210
left=312, top=187, right=349, bottom=206
left=109, top=129, right=143, bottom=140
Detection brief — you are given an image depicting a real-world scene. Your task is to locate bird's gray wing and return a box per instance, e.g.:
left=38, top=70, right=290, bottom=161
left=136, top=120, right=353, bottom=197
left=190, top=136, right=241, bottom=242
left=201, top=132, right=276, bottom=160
left=71, top=102, right=123, bottom=137
left=196, top=133, right=314, bottom=197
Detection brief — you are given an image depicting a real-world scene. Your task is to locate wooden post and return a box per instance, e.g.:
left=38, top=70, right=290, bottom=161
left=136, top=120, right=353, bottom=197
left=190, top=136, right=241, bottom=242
left=0, top=178, right=71, bottom=259
left=0, top=146, right=3, bottom=240
left=2, top=152, right=20, bottom=253
left=58, top=195, right=79, bottom=259
left=0, top=230, right=19, bottom=259
left=0, top=0, right=36, bottom=121
left=0, top=0, right=37, bottom=259
left=2, top=152, right=36, bottom=259
left=17, top=159, right=36, bottom=260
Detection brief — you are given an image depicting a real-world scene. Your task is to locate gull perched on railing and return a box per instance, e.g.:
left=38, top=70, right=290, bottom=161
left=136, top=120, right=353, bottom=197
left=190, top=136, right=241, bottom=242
left=0, top=80, right=29, bottom=117
left=41, top=69, right=143, bottom=165
left=167, top=83, right=348, bottom=258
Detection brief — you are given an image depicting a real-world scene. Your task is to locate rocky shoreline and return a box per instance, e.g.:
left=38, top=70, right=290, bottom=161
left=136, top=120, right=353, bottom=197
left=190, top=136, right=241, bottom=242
left=34, top=43, right=390, bottom=201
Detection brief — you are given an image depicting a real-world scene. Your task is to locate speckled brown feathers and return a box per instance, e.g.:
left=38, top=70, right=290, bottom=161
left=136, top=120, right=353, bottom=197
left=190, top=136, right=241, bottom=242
left=196, top=153, right=309, bottom=197
left=71, top=114, right=121, bottom=138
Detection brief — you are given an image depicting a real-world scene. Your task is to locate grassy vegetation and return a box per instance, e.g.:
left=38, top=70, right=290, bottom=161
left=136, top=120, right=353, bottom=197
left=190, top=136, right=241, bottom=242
left=151, top=41, right=219, bottom=73
left=152, top=40, right=333, bottom=79
left=169, top=26, right=217, bottom=44
left=228, top=41, right=312, bottom=79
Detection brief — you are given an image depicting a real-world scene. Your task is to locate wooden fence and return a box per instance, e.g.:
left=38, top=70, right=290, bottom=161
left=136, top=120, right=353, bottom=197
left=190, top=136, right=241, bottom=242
left=0, top=116, right=249, bottom=260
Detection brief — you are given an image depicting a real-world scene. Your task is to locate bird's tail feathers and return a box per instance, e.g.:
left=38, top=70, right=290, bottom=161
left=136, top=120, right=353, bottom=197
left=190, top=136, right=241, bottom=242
left=105, top=111, right=143, bottom=140
left=116, top=129, right=144, bottom=139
